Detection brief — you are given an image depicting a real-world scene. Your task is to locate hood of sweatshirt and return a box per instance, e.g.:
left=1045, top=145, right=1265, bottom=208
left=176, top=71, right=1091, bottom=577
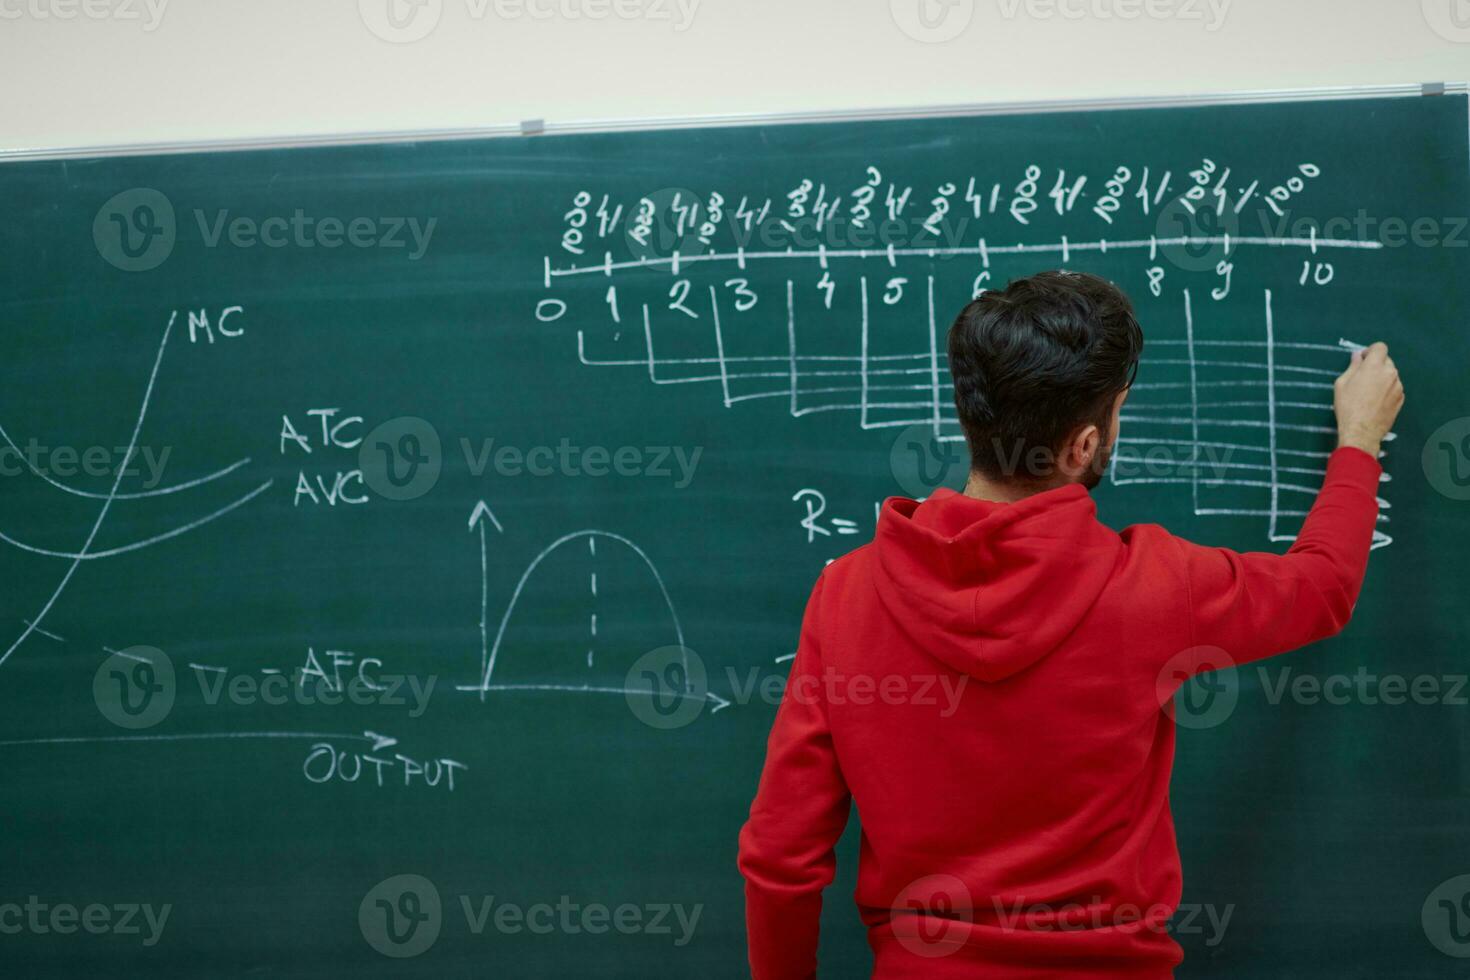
left=872, top=485, right=1123, bottom=683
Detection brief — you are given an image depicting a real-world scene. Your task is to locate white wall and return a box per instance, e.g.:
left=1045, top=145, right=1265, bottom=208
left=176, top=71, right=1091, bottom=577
left=1, top=0, right=1467, bottom=153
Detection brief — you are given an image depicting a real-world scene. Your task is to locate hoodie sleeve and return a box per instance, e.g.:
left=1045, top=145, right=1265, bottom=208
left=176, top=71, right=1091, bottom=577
left=737, top=574, right=851, bottom=980
left=1173, top=446, right=1383, bottom=671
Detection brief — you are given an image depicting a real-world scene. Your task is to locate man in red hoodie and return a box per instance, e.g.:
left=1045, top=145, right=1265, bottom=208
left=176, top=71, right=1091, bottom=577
left=737, top=271, right=1404, bottom=979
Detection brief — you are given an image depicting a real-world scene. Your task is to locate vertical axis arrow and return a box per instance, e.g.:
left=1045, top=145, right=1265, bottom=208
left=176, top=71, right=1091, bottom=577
left=468, top=501, right=503, bottom=701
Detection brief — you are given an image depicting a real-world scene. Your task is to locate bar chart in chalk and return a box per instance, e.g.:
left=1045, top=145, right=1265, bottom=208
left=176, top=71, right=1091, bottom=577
left=569, top=272, right=1392, bottom=551
left=1113, top=289, right=1392, bottom=550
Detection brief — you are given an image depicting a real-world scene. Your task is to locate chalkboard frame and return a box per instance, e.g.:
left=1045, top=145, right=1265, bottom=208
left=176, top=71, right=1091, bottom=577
left=1, top=82, right=1464, bottom=163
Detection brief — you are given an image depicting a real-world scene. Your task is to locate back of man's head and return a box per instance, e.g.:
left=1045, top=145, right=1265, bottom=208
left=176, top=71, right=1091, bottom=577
left=947, top=270, right=1144, bottom=487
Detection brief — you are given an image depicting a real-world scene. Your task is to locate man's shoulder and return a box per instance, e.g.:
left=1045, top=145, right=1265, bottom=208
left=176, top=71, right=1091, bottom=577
left=815, top=543, right=873, bottom=585
left=1113, top=522, right=1196, bottom=580
left=1118, top=522, right=1179, bottom=547
left=805, top=542, right=877, bottom=606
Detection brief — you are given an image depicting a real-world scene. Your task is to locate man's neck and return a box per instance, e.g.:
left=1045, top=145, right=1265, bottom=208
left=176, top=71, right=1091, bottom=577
left=961, top=471, right=1073, bottom=504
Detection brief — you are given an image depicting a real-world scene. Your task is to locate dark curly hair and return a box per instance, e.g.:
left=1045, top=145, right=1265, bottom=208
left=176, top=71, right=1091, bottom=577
left=947, top=271, right=1143, bottom=483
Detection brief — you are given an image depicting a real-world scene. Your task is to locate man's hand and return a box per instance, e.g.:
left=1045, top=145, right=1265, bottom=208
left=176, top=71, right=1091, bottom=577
left=1334, top=342, right=1405, bottom=458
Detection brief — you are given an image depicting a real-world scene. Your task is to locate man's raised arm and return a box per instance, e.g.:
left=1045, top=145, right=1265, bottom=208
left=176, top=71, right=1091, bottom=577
left=1173, top=342, right=1405, bottom=667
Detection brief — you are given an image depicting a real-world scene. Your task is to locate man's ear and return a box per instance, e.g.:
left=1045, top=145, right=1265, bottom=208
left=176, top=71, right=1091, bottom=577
left=1058, top=422, right=1102, bottom=479
left=1059, top=390, right=1129, bottom=480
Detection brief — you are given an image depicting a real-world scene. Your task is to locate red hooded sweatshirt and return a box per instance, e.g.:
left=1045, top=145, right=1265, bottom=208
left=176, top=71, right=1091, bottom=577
left=738, top=446, right=1383, bottom=979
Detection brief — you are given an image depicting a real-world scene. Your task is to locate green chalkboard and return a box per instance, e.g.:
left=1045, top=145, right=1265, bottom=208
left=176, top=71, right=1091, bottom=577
left=2, top=92, right=1468, bottom=978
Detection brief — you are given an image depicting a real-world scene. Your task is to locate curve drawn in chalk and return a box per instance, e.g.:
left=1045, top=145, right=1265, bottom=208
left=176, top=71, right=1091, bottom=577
left=457, top=529, right=702, bottom=705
